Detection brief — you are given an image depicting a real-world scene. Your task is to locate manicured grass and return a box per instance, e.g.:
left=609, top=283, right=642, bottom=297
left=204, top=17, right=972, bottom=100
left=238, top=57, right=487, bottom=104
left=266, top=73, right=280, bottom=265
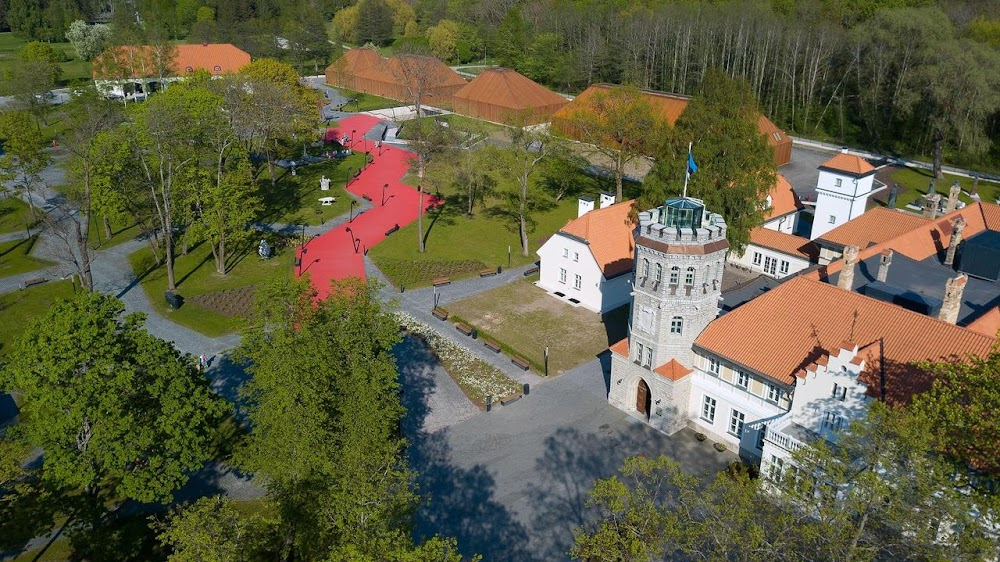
left=0, top=236, right=54, bottom=278
left=445, top=277, right=629, bottom=376
left=369, top=196, right=578, bottom=289
left=128, top=237, right=294, bottom=337
left=0, top=280, right=75, bottom=357
left=0, top=197, right=38, bottom=235
left=396, top=113, right=506, bottom=141
left=87, top=216, right=145, bottom=250
left=331, top=88, right=405, bottom=112
left=261, top=154, right=367, bottom=226
left=0, top=32, right=92, bottom=88
left=882, top=167, right=1000, bottom=210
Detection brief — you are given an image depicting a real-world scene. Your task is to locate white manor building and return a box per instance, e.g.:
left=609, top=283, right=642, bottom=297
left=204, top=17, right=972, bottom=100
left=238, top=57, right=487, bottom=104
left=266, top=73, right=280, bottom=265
left=608, top=197, right=1000, bottom=468
left=536, top=193, right=636, bottom=313
left=91, top=43, right=251, bottom=100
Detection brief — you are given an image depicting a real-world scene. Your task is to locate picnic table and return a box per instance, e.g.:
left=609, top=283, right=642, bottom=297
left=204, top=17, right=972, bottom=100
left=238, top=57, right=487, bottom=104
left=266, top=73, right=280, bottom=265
left=319, top=197, right=336, bottom=205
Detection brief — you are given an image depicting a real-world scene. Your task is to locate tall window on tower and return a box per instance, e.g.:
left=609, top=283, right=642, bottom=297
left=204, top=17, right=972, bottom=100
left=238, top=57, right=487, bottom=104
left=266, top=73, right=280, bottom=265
left=685, top=267, right=695, bottom=285
left=669, top=266, right=679, bottom=284
left=670, top=316, right=683, bottom=334
left=654, top=263, right=662, bottom=284
left=641, top=258, right=649, bottom=279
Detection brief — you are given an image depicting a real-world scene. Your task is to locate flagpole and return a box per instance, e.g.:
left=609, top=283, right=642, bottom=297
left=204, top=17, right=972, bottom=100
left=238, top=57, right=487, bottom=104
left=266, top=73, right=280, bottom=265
left=682, top=141, right=692, bottom=198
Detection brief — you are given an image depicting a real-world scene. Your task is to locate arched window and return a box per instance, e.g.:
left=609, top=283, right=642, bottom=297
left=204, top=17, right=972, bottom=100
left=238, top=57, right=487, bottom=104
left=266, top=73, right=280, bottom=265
left=213, top=65, right=222, bottom=72
left=641, top=258, right=649, bottom=278
left=185, top=66, right=194, bottom=72
left=670, top=316, right=683, bottom=334
left=685, top=267, right=695, bottom=286
left=669, top=266, right=679, bottom=284
left=654, top=263, right=662, bottom=283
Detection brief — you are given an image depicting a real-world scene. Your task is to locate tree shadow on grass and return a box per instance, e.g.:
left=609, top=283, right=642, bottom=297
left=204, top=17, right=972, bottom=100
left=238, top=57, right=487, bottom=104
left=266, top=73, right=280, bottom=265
left=397, top=335, right=537, bottom=562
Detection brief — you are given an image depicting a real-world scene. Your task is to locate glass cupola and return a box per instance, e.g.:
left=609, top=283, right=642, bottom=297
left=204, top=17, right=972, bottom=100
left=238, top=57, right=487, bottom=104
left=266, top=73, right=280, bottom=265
left=661, top=197, right=704, bottom=229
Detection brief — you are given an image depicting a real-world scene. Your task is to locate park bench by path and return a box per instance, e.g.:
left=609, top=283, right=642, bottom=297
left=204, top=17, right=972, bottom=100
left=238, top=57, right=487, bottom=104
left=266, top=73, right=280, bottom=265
left=362, top=194, right=372, bottom=202
left=511, top=355, right=530, bottom=371
left=432, top=276, right=451, bottom=287
left=432, top=307, right=449, bottom=321
left=385, top=224, right=399, bottom=236
left=479, top=267, right=499, bottom=277
left=523, top=266, right=539, bottom=276
left=454, top=322, right=473, bottom=336
left=483, top=339, right=502, bottom=353
left=20, top=276, right=47, bottom=290
left=500, top=394, right=522, bottom=406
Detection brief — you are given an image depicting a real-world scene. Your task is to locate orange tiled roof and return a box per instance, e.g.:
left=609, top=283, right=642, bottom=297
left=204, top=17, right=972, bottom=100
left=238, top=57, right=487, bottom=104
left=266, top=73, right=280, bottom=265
left=559, top=201, right=636, bottom=278
left=694, top=276, right=995, bottom=403
left=814, top=202, right=1000, bottom=279
left=654, top=359, right=693, bottom=381
left=765, top=174, right=802, bottom=221
left=816, top=207, right=930, bottom=250
left=749, top=228, right=818, bottom=260
left=92, top=43, right=250, bottom=79
left=819, top=153, right=876, bottom=176
left=610, top=338, right=629, bottom=357
left=968, top=307, right=1000, bottom=337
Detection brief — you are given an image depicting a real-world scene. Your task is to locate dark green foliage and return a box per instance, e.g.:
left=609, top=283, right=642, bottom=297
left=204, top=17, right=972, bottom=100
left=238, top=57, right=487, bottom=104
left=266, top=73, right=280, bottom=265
left=357, top=0, right=395, bottom=45
left=645, top=69, right=775, bottom=254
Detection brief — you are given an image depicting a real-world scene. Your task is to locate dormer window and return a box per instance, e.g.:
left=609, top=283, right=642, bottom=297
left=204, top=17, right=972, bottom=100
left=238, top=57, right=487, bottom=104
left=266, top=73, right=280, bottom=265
left=213, top=65, right=222, bottom=72
left=835, top=178, right=843, bottom=187
left=185, top=66, right=194, bottom=72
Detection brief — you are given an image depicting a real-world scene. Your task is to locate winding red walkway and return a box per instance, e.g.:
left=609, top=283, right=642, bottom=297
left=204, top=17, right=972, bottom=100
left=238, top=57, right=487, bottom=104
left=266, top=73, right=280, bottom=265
left=296, top=115, right=436, bottom=299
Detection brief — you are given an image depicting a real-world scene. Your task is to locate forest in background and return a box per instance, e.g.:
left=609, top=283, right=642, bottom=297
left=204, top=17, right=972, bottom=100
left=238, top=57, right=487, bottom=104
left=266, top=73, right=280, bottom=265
left=2, top=0, right=1000, bottom=171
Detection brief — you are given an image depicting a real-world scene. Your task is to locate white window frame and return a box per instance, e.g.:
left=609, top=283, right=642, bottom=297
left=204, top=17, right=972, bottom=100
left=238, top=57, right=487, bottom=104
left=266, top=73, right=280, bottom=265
left=641, top=258, right=649, bottom=278
left=764, top=256, right=777, bottom=275
left=574, top=251, right=579, bottom=262
left=574, top=274, right=582, bottom=290
left=832, top=383, right=847, bottom=401
left=669, top=266, right=679, bottom=284
left=636, top=342, right=644, bottom=364
left=645, top=347, right=652, bottom=368
left=822, top=411, right=845, bottom=432
left=562, top=248, right=568, bottom=258
left=701, top=395, right=717, bottom=423
left=835, top=178, right=842, bottom=187
left=654, top=263, right=662, bottom=283
left=736, top=370, right=750, bottom=389
left=767, top=384, right=782, bottom=403
left=779, top=260, right=789, bottom=275
left=729, top=409, right=746, bottom=437
left=768, top=455, right=784, bottom=483
left=752, top=252, right=762, bottom=266
left=828, top=215, right=837, bottom=224
left=757, top=426, right=767, bottom=449
left=684, top=267, right=695, bottom=286
left=670, top=316, right=683, bottom=334
left=559, top=268, right=566, bottom=284
left=709, top=357, right=720, bottom=375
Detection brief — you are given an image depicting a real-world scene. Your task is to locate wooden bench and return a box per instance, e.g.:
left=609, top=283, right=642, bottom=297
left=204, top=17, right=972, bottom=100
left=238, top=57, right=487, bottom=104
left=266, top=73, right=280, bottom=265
left=523, top=266, right=540, bottom=276
left=432, top=276, right=451, bottom=287
left=483, top=339, right=501, bottom=353
left=454, top=322, right=473, bottom=336
left=500, top=394, right=522, bottom=406
left=432, top=307, right=449, bottom=321
left=385, top=224, right=400, bottom=236
left=20, top=276, right=47, bottom=290
left=362, top=194, right=372, bottom=202
left=511, top=355, right=530, bottom=371
left=479, top=267, right=498, bottom=277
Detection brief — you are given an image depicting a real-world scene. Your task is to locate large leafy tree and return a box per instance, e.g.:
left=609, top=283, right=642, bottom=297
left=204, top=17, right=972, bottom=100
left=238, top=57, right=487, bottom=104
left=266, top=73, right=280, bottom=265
left=645, top=69, right=775, bottom=254
left=0, top=110, right=49, bottom=215
left=157, top=496, right=276, bottom=562
left=236, top=277, right=463, bottom=560
left=557, top=84, right=661, bottom=203
left=0, top=292, right=229, bottom=505
left=912, top=347, right=1000, bottom=477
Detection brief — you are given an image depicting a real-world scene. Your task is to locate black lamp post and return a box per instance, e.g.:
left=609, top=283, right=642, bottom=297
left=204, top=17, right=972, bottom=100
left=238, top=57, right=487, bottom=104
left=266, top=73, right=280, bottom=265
left=346, top=227, right=358, bottom=254
left=298, top=247, right=308, bottom=275
left=350, top=200, right=356, bottom=222
left=381, top=183, right=388, bottom=206
left=351, top=129, right=357, bottom=147
left=345, top=168, right=352, bottom=188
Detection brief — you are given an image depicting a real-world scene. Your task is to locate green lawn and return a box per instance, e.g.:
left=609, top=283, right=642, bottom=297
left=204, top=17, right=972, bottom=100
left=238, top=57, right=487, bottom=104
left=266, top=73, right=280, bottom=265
left=331, top=88, right=405, bottom=112
left=883, top=167, right=1000, bottom=209
left=370, top=195, right=578, bottom=289
left=87, top=216, right=145, bottom=250
left=128, top=236, right=294, bottom=337
left=262, top=154, right=367, bottom=226
left=445, top=277, right=630, bottom=376
left=396, top=113, right=507, bottom=141
left=0, top=197, right=38, bottom=235
left=0, top=32, right=92, bottom=88
left=0, top=236, right=54, bottom=278
left=0, top=279, right=75, bottom=357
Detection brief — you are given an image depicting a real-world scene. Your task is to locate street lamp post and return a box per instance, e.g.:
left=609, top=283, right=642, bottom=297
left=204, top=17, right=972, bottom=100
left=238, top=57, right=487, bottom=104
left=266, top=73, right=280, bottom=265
left=298, top=247, right=308, bottom=275
left=346, top=168, right=352, bottom=188
left=346, top=227, right=358, bottom=254
left=382, top=183, right=388, bottom=206
left=351, top=129, right=357, bottom=147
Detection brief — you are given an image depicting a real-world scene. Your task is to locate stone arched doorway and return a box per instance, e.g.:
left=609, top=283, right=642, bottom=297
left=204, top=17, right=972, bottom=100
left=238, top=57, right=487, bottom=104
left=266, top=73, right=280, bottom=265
left=636, top=379, right=651, bottom=420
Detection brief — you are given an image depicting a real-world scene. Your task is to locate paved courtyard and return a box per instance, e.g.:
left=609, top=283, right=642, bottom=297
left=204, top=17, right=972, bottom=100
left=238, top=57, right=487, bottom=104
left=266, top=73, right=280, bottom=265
left=403, top=351, right=736, bottom=562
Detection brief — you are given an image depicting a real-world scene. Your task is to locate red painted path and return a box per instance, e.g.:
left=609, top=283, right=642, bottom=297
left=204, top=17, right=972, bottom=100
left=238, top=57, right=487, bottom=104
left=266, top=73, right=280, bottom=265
left=297, top=114, right=436, bottom=299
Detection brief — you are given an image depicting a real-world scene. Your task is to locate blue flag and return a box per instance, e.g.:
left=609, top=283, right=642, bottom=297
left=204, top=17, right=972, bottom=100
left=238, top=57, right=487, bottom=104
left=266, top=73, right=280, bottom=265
left=687, top=150, right=698, bottom=176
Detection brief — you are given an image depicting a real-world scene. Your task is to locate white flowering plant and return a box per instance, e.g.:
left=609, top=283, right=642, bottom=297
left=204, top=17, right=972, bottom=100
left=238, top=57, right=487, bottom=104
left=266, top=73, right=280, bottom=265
left=396, top=312, right=521, bottom=408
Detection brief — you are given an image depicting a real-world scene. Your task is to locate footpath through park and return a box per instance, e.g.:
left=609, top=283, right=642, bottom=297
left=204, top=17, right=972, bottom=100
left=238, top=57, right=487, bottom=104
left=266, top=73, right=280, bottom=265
left=296, top=114, right=436, bottom=299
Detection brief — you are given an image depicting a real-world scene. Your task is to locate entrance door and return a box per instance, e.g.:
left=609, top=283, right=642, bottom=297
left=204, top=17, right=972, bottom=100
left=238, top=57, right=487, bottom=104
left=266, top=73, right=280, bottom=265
left=636, top=379, right=651, bottom=419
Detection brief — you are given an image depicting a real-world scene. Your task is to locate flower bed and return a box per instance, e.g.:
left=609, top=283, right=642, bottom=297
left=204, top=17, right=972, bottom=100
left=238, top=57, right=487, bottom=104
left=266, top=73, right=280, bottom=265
left=396, top=312, right=521, bottom=409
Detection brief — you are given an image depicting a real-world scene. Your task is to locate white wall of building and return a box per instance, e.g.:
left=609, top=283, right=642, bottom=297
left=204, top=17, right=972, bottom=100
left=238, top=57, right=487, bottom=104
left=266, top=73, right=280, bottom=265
left=728, top=245, right=811, bottom=279
left=763, top=213, right=797, bottom=234
left=810, top=168, right=875, bottom=240
left=537, top=233, right=612, bottom=313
